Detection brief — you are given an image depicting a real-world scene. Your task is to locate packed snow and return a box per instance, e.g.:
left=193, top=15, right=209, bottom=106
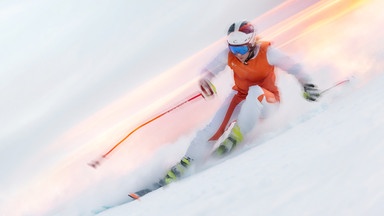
left=1, top=0, right=384, bottom=215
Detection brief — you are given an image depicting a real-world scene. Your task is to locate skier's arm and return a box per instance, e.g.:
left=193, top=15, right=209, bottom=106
left=266, top=46, right=311, bottom=85
left=199, top=48, right=228, bottom=98
left=267, top=46, right=320, bottom=101
left=201, top=48, right=228, bottom=80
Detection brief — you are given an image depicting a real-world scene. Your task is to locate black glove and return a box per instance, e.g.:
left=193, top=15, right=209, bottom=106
left=303, top=83, right=320, bottom=101
left=199, top=79, right=217, bottom=99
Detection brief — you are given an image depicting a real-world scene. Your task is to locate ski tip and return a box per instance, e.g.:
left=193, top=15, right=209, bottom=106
left=128, top=193, right=140, bottom=200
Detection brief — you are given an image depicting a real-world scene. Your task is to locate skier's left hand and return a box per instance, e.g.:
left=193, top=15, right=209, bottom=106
left=199, top=79, right=217, bottom=99
left=303, top=83, right=320, bottom=101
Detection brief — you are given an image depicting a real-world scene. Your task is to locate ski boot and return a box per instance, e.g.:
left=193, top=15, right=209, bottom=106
left=213, top=123, right=243, bottom=157
left=159, top=156, right=192, bottom=186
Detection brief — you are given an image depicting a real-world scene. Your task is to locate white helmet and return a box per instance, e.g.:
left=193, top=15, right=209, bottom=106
left=227, top=20, right=256, bottom=46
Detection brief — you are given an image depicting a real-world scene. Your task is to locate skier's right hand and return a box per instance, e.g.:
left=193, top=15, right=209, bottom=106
left=199, top=79, right=217, bottom=99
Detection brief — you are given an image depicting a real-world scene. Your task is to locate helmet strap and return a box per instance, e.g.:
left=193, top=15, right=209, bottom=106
left=243, top=46, right=256, bottom=65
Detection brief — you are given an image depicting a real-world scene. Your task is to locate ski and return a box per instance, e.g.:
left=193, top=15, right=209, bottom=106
left=128, top=188, right=154, bottom=199
left=128, top=182, right=163, bottom=200
left=93, top=181, right=166, bottom=214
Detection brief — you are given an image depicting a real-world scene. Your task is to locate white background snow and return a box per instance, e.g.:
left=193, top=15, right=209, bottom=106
left=1, top=0, right=384, bottom=215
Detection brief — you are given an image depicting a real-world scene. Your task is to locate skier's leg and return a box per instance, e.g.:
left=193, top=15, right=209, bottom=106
left=185, top=91, right=243, bottom=162
left=214, top=86, right=278, bottom=156
left=238, top=85, right=279, bottom=132
left=160, top=91, right=241, bottom=185
left=237, top=85, right=264, bottom=134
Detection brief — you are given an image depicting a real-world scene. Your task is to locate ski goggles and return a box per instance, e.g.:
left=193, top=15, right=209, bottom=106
left=228, top=44, right=249, bottom=55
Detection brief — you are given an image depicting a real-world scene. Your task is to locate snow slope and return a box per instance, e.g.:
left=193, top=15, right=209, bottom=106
left=1, top=0, right=384, bottom=215
left=102, top=74, right=384, bottom=216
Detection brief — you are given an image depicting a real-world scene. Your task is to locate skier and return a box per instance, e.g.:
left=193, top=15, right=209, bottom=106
left=160, top=20, right=320, bottom=185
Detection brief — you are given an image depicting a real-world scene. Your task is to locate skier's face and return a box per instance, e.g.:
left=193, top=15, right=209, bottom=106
left=229, top=44, right=250, bottom=63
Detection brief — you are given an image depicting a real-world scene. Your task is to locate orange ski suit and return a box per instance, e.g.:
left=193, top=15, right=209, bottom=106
left=209, top=41, right=278, bottom=141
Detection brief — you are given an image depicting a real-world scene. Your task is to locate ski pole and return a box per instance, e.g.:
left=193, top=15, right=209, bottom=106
left=320, top=78, right=350, bottom=95
left=88, top=92, right=204, bottom=168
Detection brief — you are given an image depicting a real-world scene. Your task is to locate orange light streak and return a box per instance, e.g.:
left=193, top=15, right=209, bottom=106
left=260, top=0, right=368, bottom=48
